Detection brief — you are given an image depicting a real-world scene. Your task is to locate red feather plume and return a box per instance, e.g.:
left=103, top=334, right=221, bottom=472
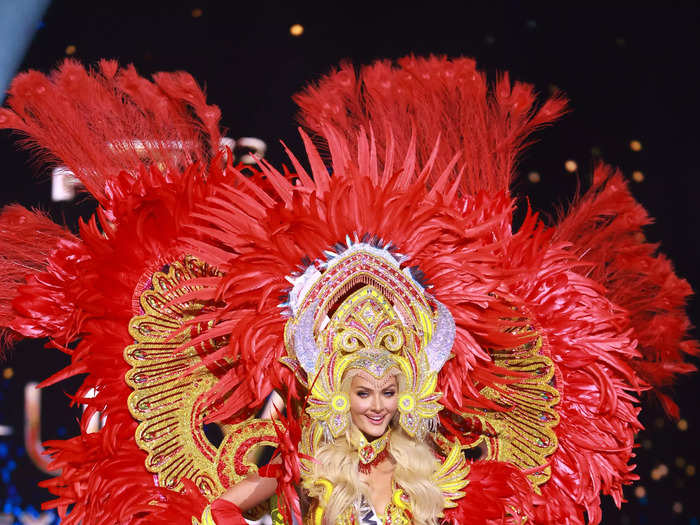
left=0, top=60, right=222, bottom=203
left=554, top=165, right=697, bottom=416
left=0, top=205, right=76, bottom=349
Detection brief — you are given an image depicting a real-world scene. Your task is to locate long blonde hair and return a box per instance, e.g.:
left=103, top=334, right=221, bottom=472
left=304, top=421, right=444, bottom=525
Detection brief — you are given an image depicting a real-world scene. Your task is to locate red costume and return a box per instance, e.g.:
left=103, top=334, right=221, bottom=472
left=0, top=56, right=695, bottom=524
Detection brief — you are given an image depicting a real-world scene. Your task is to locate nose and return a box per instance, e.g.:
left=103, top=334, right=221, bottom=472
left=371, top=393, right=383, bottom=411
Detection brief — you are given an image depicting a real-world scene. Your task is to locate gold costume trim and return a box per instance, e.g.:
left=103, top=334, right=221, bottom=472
left=474, top=323, right=560, bottom=491
left=125, top=256, right=280, bottom=513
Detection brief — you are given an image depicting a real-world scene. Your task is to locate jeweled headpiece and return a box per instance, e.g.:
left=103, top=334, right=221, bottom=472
left=283, top=237, right=455, bottom=439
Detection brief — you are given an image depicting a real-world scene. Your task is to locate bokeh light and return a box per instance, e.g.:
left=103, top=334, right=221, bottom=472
left=290, top=23, right=304, bottom=36
left=630, top=140, right=643, bottom=151
left=65, top=44, right=76, bottom=55
left=632, top=170, right=644, bottom=182
left=528, top=171, right=541, bottom=183
left=651, top=464, right=669, bottom=481
left=564, top=160, right=577, bottom=173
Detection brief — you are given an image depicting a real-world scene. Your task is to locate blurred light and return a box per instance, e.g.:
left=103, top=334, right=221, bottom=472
left=52, top=166, right=81, bottom=201
left=290, top=23, right=304, bottom=36
left=2, top=367, right=12, bottom=379
left=548, top=84, right=560, bottom=95
left=642, top=439, right=652, bottom=450
left=81, top=388, right=106, bottom=434
left=219, top=136, right=236, bottom=150
left=616, top=37, right=627, bottom=48
left=0, top=0, right=51, bottom=104
left=484, top=34, right=495, bottom=46
left=632, top=170, right=644, bottom=182
left=657, top=464, right=669, bottom=476
left=261, top=391, right=285, bottom=419
left=235, top=136, right=267, bottom=165
left=634, top=486, right=646, bottom=498
left=191, top=8, right=203, bottom=18
left=0, top=425, right=12, bottom=436
left=528, top=171, right=541, bottom=183
left=686, top=464, right=696, bottom=477
left=630, top=140, right=643, bottom=151
left=24, top=382, right=59, bottom=474
left=591, top=146, right=602, bottom=157
left=677, top=419, right=688, bottom=431
left=65, top=44, right=76, bottom=55
left=564, top=160, right=577, bottom=173
left=654, top=417, right=664, bottom=428
left=676, top=457, right=687, bottom=468
left=673, top=502, right=683, bottom=514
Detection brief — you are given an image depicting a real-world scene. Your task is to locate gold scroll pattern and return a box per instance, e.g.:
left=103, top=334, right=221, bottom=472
left=125, top=256, right=279, bottom=500
left=477, top=329, right=561, bottom=492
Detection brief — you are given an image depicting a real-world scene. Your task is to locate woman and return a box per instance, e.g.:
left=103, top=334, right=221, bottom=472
left=210, top=242, right=462, bottom=524
left=215, top=367, right=445, bottom=524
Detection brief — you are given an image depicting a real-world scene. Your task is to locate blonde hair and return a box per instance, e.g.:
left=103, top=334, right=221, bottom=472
left=304, top=421, right=444, bottom=525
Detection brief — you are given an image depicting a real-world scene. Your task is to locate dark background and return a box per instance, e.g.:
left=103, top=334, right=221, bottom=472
left=0, top=2, right=698, bottom=524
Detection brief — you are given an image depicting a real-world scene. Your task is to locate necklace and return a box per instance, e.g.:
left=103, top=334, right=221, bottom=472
left=358, top=429, right=391, bottom=474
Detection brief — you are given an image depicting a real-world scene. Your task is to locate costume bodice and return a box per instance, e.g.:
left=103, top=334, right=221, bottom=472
left=309, top=483, right=411, bottom=525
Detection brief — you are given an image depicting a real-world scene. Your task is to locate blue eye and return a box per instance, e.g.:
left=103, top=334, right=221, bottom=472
left=356, top=391, right=369, bottom=398
left=383, top=390, right=396, bottom=397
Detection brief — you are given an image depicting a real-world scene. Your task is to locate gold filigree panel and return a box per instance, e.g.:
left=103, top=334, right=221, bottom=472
left=125, top=256, right=228, bottom=497
left=477, top=333, right=560, bottom=492
left=125, top=256, right=277, bottom=505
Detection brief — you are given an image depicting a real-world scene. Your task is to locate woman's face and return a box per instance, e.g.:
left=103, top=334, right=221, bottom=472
left=349, top=372, right=398, bottom=439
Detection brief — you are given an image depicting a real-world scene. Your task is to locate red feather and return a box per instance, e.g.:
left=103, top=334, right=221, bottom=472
left=0, top=205, right=75, bottom=350
left=0, top=60, right=222, bottom=203
left=554, top=165, right=697, bottom=413
left=443, top=461, right=536, bottom=524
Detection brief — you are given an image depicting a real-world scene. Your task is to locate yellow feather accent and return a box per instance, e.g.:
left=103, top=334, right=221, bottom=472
left=434, top=440, right=470, bottom=509
left=314, top=479, right=334, bottom=525
left=192, top=505, right=216, bottom=525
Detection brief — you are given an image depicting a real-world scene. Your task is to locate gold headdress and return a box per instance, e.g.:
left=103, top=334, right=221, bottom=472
left=283, top=237, right=455, bottom=441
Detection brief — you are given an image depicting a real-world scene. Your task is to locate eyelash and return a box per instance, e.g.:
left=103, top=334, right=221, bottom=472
left=356, top=391, right=395, bottom=398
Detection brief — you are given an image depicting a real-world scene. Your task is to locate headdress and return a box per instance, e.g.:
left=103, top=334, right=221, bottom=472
left=284, top=238, right=453, bottom=440
left=0, top=56, right=695, bottom=525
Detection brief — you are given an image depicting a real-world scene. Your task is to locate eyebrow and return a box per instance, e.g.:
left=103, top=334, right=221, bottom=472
left=353, top=382, right=397, bottom=391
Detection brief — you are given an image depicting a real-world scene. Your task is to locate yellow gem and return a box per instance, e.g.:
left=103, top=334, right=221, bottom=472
left=331, top=393, right=349, bottom=412
left=399, top=393, right=415, bottom=412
